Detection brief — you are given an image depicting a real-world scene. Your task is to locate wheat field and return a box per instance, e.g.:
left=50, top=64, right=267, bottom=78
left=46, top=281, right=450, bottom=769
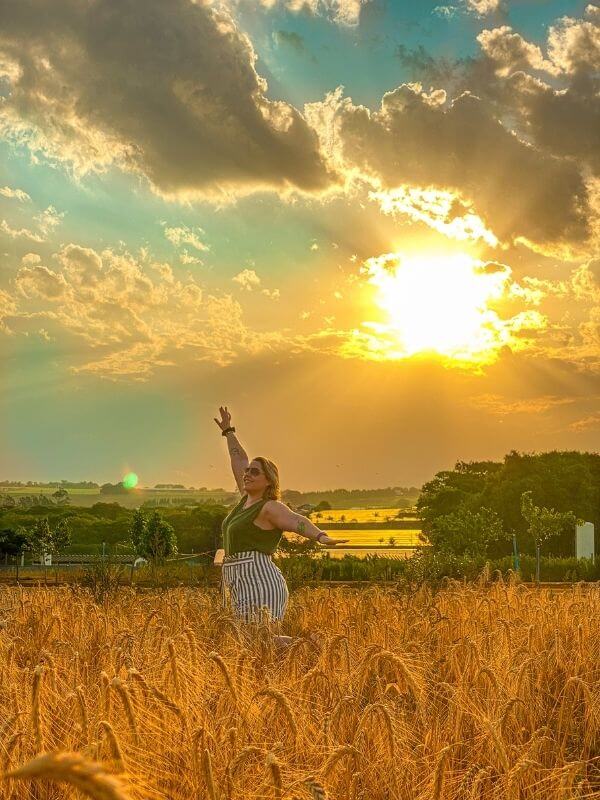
left=0, top=580, right=599, bottom=799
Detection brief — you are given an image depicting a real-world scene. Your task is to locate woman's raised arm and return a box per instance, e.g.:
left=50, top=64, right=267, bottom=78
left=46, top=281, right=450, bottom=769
left=214, top=406, right=249, bottom=494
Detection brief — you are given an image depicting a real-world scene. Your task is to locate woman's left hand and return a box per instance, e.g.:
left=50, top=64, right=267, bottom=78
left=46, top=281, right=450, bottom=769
left=318, top=535, right=349, bottom=546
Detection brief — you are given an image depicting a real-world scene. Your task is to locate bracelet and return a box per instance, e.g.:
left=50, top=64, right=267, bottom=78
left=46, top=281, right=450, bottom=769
left=316, top=532, right=326, bottom=543
left=221, top=426, right=236, bottom=436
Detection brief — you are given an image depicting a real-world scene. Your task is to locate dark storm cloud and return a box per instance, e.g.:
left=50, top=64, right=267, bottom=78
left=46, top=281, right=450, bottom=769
left=310, top=84, right=590, bottom=247
left=0, top=0, right=337, bottom=199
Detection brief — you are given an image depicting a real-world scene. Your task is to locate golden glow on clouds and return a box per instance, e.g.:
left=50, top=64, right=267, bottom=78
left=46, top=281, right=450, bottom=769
left=353, top=252, right=545, bottom=366
left=371, top=186, right=499, bottom=248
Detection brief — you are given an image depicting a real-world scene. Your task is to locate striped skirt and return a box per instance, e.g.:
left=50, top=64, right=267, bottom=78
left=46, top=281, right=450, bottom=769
left=220, top=550, right=289, bottom=623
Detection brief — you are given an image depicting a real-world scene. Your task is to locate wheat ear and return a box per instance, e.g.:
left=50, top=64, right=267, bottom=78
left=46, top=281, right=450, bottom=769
left=5, top=751, right=133, bottom=800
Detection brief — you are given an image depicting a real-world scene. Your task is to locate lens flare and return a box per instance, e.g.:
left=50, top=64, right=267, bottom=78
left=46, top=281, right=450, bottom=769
left=123, top=472, right=139, bottom=489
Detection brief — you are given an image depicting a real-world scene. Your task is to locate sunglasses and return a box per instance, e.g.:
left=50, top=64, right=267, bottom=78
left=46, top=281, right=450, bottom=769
left=244, top=466, right=263, bottom=477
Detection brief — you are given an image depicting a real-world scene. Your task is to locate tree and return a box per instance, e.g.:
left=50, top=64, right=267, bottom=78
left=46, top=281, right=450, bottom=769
left=52, top=488, right=70, bottom=505
left=27, top=518, right=53, bottom=562
left=145, top=512, right=177, bottom=564
left=427, top=507, right=507, bottom=558
left=129, top=510, right=147, bottom=557
left=416, top=452, right=600, bottom=556
left=100, top=482, right=130, bottom=495
left=520, top=491, right=576, bottom=582
left=0, top=528, right=28, bottom=557
left=50, top=519, right=71, bottom=555
left=0, top=529, right=28, bottom=580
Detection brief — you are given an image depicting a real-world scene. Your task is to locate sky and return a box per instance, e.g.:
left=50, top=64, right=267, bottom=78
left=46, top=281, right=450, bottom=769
left=0, top=0, right=598, bottom=491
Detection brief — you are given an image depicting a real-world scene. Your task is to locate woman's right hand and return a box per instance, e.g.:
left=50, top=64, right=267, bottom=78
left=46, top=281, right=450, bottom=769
left=214, top=406, right=232, bottom=432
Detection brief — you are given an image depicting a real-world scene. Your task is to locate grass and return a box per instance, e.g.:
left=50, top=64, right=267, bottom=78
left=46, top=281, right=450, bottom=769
left=0, top=580, right=599, bottom=799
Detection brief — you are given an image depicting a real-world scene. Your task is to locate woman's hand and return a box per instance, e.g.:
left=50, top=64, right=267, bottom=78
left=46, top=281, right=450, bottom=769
left=318, top=534, right=350, bottom=547
left=214, top=406, right=232, bottom=432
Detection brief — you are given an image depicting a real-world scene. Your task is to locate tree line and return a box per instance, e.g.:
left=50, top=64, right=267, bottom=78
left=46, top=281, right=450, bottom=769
left=417, top=450, right=599, bottom=559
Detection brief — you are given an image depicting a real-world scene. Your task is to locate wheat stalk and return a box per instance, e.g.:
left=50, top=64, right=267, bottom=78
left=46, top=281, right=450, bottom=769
left=96, top=721, right=124, bottom=772
left=30, top=665, right=44, bottom=752
left=208, top=651, right=237, bottom=701
left=5, top=751, right=133, bottom=800
left=110, top=678, right=139, bottom=744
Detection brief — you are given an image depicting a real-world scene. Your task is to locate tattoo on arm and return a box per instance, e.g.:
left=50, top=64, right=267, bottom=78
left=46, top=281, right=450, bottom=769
left=296, top=520, right=306, bottom=535
left=230, top=446, right=241, bottom=456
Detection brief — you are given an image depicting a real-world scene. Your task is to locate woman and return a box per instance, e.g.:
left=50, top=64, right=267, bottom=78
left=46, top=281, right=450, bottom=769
left=214, top=406, right=348, bottom=625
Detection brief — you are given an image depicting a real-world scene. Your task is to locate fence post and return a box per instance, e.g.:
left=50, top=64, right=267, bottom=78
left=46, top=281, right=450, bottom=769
left=512, top=534, right=520, bottom=573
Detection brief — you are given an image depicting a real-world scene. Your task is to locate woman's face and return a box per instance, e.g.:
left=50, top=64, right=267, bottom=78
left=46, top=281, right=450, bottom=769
left=243, top=459, right=271, bottom=495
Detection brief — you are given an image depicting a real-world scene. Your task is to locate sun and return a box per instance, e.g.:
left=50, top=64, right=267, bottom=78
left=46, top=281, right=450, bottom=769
left=361, top=252, right=512, bottom=364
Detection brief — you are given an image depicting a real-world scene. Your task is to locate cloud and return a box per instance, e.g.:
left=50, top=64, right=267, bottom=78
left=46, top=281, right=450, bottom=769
left=234, top=0, right=365, bottom=26
left=35, top=205, right=64, bottom=236
left=0, top=288, right=16, bottom=331
left=0, top=185, right=30, bottom=202
left=179, top=250, right=204, bottom=265
left=571, top=259, right=600, bottom=300
left=0, top=0, right=336, bottom=201
left=305, top=84, right=590, bottom=250
left=501, top=72, right=600, bottom=177
left=2, top=242, right=300, bottom=377
left=273, top=30, right=306, bottom=54
left=16, top=265, right=68, bottom=299
left=164, top=225, right=209, bottom=252
left=0, top=203, right=64, bottom=244
left=0, top=219, right=45, bottom=243
left=21, top=253, right=41, bottom=265
left=547, top=7, right=600, bottom=75
left=432, top=6, right=457, bottom=19
left=232, top=268, right=261, bottom=290
left=370, top=185, right=499, bottom=246
left=262, top=287, right=280, bottom=299
left=466, top=0, right=502, bottom=16
left=468, top=393, right=575, bottom=415
left=568, top=412, right=600, bottom=431
left=395, top=44, right=466, bottom=85
left=477, top=26, right=552, bottom=76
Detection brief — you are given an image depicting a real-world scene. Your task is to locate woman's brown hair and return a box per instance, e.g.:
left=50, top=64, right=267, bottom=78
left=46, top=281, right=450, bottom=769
left=254, top=456, right=281, bottom=501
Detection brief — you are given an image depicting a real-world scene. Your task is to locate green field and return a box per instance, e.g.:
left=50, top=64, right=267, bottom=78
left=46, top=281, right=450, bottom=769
left=1, top=486, right=100, bottom=495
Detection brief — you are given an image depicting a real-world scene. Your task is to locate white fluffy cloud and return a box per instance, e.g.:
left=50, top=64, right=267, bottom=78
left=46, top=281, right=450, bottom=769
left=467, top=0, right=501, bottom=16
left=477, top=26, right=552, bottom=76
left=4, top=244, right=293, bottom=376
left=232, top=0, right=365, bottom=26
left=232, top=268, right=261, bottom=290
left=164, top=225, right=209, bottom=253
left=0, top=186, right=30, bottom=202
left=547, top=7, right=600, bottom=75
left=0, top=0, right=336, bottom=200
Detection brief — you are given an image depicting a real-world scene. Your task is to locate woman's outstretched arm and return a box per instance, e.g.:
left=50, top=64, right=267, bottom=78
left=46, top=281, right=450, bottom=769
left=214, top=406, right=249, bottom=494
left=264, top=501, right=350, bottom=547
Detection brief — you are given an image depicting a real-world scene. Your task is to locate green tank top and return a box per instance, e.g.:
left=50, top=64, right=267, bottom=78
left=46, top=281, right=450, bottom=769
left=221, top=495, right=283, bottom=557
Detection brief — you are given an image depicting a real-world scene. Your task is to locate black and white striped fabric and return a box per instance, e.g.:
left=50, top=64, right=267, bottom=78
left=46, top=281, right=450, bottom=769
left=220, top=550, right=289, bottom=622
